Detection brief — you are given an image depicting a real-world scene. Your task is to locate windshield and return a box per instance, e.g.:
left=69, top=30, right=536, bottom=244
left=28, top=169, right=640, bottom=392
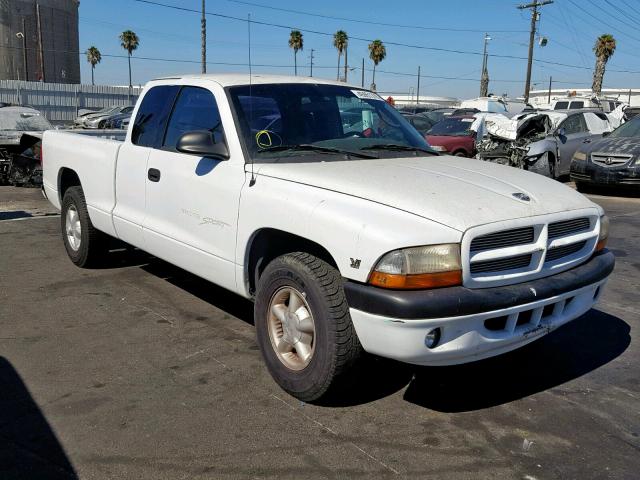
left=228, top=83, right=432, bottom=162
left=609, top=115, right=640, bottom=138
left=0, top=110, right=52, bottom=132
left=427, top=117, right=474, bottom=136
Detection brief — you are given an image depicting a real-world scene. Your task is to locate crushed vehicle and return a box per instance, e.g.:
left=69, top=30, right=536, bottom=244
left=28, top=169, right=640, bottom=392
left=0, top=105, right=50, bottom=186
left=473, top=110, right=612, bottom=178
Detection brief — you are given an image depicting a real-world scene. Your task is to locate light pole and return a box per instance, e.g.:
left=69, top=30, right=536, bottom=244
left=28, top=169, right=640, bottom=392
left=16, top=29, right=27, bottom=81
left=480, top=33, right=491, bottom=97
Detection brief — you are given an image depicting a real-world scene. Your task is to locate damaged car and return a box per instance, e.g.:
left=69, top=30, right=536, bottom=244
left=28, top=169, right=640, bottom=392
left=474, top=110, right=612, bottom=178
left=0, top=106, right=50, bottom=186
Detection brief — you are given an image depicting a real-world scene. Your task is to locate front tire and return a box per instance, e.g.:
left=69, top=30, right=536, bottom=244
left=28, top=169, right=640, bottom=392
left=61, top=186, right=107, bottom=267
left=254, top=252, right=362, bottom=402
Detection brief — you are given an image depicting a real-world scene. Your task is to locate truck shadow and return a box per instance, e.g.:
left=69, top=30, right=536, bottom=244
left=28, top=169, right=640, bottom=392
left=403, top=309, right=630, bottom=412
left=130, top=257, right=630, bottom=411
left=0, top=356, right=78, bottom=479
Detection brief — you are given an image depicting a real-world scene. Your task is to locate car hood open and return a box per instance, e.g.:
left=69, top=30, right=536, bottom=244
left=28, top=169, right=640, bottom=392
left=256, top=156, right=595, bottom=232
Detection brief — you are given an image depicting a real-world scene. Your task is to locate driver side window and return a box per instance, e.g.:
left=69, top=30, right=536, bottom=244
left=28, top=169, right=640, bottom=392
left=163, top=87, right=225, bottom=150
left=559, top=114, right=587, bottom=135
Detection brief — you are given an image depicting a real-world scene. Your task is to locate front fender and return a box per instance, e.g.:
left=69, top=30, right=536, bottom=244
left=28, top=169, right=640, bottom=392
left=236, top=175, right=461, bottom=294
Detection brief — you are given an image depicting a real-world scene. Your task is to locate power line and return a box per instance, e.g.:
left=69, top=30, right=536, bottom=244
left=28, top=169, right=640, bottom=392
left=566, top=0, right=640, bottom=44
left=130, top=0, right=640, bottom=74
left=225, top=0, right=529, bottom=33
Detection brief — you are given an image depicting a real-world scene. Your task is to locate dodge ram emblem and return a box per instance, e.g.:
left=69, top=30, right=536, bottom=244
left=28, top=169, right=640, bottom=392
left=512, top=192, right=531, bottom=202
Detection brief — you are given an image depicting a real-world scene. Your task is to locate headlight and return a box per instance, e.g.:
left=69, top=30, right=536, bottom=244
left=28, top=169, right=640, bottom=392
left=429, top=145, right=447, bottom=152
left=369, top=244, right=462, bottom=289
left=596, top=215, right=609, bottom=251
left=573, top=151, right=587, bottom=161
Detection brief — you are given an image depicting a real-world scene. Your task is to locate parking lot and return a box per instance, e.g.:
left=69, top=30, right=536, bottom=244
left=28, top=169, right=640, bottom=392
left=1, top=186, right=638, bottom=480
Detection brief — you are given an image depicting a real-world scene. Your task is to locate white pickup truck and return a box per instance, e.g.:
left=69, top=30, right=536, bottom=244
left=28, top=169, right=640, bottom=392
left=42, top=74, right=614, bottom=401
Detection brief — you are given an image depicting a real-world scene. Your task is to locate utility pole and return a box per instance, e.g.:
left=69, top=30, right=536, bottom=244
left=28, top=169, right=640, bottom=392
left=518, top=0, right=553, bottom=102
left=201, top=0, right=206, bottom=74
left=361, top=57, right=364, bottom=88
left=344, top=45, right=348, bottom=83
left=480, top=33, right=491, bottom=97
left=547, top=76, right=552, bottom=104
left=416, top=66, right=421, bottom=105
left=36, top=3, right=45, bottom=82
left=309, top=49, right=315, bottom=77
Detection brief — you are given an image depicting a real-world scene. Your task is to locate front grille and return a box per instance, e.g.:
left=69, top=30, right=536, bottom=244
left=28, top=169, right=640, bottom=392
left=592, top=153, right=633, bottom=167
left=548, top=218, right=590, bottom=239
left=545, top=241, right=587, bottom=262
left=470, top=254, right=532, bottom=274
left=470, top=226, right=535, bottom=252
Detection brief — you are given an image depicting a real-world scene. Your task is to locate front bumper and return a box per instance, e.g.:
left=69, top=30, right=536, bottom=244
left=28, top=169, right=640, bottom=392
left=571, top=160, right=640, bottom=187
left=345, top=251, right=614, bottom=366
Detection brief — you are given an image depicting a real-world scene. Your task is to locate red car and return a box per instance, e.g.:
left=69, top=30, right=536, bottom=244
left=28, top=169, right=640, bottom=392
left=425, top=115, right=476, bottom=157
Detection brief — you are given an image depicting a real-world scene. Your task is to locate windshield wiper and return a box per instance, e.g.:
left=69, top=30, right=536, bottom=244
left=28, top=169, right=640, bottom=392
left=259, top=144, right=376, bottom=159
left=360, top=144, right=437, bottom=155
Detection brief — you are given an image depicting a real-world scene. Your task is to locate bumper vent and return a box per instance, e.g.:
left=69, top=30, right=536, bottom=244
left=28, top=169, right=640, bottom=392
left=548, top=218, right=590, bottom=239
left=470, top=226, right=535, bottom=252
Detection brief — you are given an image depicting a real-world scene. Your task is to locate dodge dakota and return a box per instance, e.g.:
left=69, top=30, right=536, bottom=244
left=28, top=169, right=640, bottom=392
left=42, top=74, right=614, bottom=401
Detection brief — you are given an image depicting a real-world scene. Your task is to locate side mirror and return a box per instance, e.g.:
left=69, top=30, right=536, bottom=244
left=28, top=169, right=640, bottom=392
left=602, top=131, right=611, bottom=137
left=555, top=127, right=566, bottom=137
left=176, top=130, right=229, bottom=160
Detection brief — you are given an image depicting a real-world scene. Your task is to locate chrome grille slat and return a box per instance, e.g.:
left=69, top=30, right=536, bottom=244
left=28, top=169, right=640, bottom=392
left=470, top=226, right=534, bottom=252
left=470, top=254, right=532, bottom=274
left=545, top=241, right=587, bottom=262
left=591, top=153, right=632, bottom=167
left=548, top=218, right=590, bottom=239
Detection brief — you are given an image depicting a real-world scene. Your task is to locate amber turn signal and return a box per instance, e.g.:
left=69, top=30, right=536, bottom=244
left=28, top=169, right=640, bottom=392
left=369, top=270, right=462, bottom=290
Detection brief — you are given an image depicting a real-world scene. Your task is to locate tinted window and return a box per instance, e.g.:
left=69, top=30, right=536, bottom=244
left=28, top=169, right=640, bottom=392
left=132, top=85, right=180, bottom=147
left=163, top=87, right=225, bottom=149
left=569, top=101, right=584, bottom=109
left=560, top=114, right=587, bottom=135
left=609, top=115, right=640, bottom=138
left=411, top=116, right=434, bottom=132
left=554, top=101, right=569, bottom=110
left=427, top=117, right=474, bottom=136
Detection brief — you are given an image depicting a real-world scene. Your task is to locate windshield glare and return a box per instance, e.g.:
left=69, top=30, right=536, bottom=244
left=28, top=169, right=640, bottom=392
left=609, top=115, right=640, bottom=138
left=427, top=117, right=474, bottom=136
left=228, top=83, right=432, bottom=161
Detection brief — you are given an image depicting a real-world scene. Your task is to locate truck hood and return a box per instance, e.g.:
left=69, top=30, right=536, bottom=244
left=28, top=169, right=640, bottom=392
left=584, top=136, right=640, bottom=158
left=256, top=156, right=595, bottom=232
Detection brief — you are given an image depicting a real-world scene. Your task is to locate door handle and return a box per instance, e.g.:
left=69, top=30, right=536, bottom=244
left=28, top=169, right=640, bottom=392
left=148, top=168, right=161, bottom=182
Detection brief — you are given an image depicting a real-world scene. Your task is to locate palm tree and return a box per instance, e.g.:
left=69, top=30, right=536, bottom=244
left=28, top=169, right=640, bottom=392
left=333, top=30, right=348, bottom=81
left=288, top=30, right=303, bottom=76
left=86, top=46, right=101, bottom=86
left=592, top=34, right=616, bottom=95
left=119, top=30, right=140, bottom=88
left=368, top=39, right=386, bottom=91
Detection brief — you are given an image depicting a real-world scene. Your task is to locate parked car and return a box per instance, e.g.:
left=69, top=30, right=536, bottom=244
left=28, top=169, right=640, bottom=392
left=83, top=105, right=134, bottom=129
left=550, top=96, right=622, bottom=113
left=104, top=112, right=132, bottom=129
left=401, top=112, right=436, bottom=136
left=425, top=115, right=476, bottom=157
left=570, top=114, right=640, bottom=190
left=398, top=105, right=434, bottom=115
left=42, top=74, right=613, bottom=402
left=460, top=96, right=529, bottom=118
left=0, top=105, right=50, bottom=186
left=74, top=107, right=111, bottom=127
left=419, top=107, right=456, bottom=125
left=475, top=109, right=613, bottom=178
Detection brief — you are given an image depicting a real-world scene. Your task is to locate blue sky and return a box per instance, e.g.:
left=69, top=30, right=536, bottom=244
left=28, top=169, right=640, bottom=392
left=79, top=0, right=640, bottom=99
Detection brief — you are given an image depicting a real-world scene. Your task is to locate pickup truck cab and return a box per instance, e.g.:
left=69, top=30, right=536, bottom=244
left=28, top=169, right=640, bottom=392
left=43, top=74, right=614, bottom=401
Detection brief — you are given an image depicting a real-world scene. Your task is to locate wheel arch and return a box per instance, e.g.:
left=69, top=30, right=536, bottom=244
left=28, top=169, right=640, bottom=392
left=244, top=228, right=339, bottom=296
left=57, top=168, right=82, bottom=204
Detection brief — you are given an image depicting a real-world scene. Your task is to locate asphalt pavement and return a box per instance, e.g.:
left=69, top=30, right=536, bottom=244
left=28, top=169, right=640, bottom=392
left=0, top=186, right=638, bottom=480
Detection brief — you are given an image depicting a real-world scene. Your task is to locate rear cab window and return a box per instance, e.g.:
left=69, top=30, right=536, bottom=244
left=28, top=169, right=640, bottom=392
left=131, top=85, right=180, bottom=147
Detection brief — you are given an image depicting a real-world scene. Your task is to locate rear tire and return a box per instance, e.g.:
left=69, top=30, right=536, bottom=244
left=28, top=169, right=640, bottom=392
left=61, top=186, right=108, bottom=267
left=254, top=252, right=362, bottom=402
